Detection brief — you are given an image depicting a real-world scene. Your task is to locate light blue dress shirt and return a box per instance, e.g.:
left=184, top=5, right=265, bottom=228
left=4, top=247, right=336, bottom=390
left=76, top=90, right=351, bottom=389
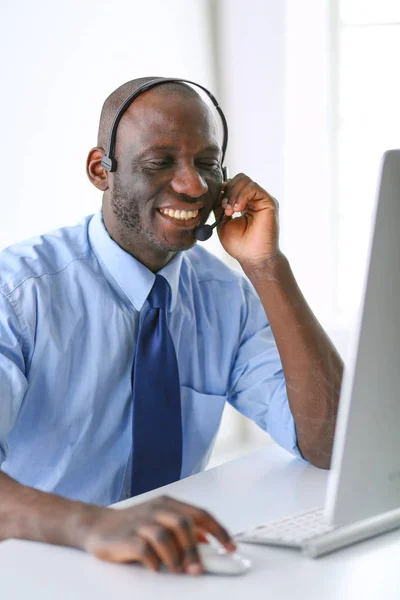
left=0, top=211, right=301, bottom=506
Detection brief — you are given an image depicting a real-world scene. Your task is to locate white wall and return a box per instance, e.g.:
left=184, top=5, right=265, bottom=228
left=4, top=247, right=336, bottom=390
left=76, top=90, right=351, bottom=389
left=282, top=0, right=354, bottom=361
left=214, top=0, right=286, bottom=198
left=0, top=0, right=216, bottom=247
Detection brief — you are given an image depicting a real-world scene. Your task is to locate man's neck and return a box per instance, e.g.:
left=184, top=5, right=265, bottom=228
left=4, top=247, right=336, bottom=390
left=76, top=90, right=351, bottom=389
left=101, top=203, right=176, bottom=273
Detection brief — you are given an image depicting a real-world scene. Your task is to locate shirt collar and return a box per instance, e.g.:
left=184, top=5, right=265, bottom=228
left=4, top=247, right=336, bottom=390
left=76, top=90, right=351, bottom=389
left=88, top=211, right=183, bottom=312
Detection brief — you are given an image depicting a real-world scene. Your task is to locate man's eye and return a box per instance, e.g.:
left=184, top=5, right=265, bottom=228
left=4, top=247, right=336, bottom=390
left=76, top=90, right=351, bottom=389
left=198, top=161, right=220, bottom=170
left=146, top=161, right=170, bottom=169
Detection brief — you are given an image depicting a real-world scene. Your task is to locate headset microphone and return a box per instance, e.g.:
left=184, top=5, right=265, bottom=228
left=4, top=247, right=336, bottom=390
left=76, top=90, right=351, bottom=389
left=194, top=166, right=229, bottom=241
left=194, top=211, right=224, bottom=242
left=102, top=77, right=229, bottom=242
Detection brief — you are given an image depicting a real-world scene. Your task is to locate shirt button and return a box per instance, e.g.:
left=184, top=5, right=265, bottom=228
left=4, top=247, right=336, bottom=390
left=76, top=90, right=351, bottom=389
left=127, top=489, right=131, bottom=497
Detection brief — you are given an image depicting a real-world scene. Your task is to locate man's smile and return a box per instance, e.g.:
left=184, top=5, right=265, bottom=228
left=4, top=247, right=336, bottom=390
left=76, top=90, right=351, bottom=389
left=159, top=208, right=199, bottom=220
left=157, top=205, right=207, bottom=229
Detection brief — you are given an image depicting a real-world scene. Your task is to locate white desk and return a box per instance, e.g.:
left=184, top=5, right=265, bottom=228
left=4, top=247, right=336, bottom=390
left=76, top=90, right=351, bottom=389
left=1, top=444, right=399, bottom=599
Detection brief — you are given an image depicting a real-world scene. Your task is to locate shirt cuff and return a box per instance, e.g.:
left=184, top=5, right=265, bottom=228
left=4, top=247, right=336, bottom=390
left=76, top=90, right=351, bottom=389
left=267, top=385, right=307, bottom=462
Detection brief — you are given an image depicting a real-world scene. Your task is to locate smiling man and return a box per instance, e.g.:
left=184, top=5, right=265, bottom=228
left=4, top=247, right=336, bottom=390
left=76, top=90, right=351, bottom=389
left=0, top=77, right=343, bottom=575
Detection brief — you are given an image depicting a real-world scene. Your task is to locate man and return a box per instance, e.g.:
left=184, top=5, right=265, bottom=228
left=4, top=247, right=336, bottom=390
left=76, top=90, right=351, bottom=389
left=0, top=77, right=343, bottom=575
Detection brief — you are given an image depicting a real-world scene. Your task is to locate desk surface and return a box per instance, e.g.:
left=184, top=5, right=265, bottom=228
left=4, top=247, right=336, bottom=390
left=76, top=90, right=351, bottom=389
left=1, top=444, right=399, bottom=600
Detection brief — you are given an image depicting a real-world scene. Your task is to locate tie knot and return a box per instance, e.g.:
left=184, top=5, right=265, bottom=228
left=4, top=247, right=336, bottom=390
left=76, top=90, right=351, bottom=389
left=148, top=275, right=170, bottom=309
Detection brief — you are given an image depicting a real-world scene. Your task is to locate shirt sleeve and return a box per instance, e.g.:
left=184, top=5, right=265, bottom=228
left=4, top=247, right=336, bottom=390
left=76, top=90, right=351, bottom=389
left=0, top=291, right=28, bottom=468
left=227, top=280, right=305, bottom=460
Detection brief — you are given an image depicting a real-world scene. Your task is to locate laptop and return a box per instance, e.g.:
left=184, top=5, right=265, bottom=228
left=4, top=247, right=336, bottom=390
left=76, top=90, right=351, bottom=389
left=234, top=149, right=400, bottom=558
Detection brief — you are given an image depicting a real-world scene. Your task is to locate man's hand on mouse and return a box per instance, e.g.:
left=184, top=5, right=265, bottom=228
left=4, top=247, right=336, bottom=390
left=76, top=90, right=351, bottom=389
left=80, top=495, right=236, bottom=575
left=215, top=173, right=280, bottom=270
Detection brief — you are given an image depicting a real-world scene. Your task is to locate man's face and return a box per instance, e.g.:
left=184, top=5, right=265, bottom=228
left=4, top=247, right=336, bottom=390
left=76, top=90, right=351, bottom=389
left=105, top=91, right=223, bottom=257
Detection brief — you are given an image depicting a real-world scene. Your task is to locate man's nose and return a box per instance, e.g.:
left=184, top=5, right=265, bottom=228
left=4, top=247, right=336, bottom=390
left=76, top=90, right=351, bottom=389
left=170, top=164, right=208, bottom=198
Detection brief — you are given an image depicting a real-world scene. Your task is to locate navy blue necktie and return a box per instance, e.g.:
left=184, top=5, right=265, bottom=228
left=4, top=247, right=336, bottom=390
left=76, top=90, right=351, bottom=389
left=131, top=274, right=182, bottom=496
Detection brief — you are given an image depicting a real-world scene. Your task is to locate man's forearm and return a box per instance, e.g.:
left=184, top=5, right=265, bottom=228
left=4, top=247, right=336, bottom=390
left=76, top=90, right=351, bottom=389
left=0, top=470, right=236, bottom=573
left=242, top=252, right=344, bottom=469
left=0, top=470, right=99, bottom=547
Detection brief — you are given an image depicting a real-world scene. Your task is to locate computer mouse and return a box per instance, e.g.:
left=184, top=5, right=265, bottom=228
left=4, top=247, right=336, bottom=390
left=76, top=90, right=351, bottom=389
left=198, top=544, right=252, bottom=576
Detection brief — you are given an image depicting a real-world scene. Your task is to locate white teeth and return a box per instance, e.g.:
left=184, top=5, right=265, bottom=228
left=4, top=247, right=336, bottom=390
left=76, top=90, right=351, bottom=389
left=160, top=208, right=199, bottom=220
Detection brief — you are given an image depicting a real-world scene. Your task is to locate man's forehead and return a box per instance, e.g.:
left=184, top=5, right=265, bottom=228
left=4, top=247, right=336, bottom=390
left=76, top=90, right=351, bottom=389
left=136, top=143, right=221, bottom=158
left=118, top=93, right=220, bottom=150
left=141, top=86, right=213, bottom=119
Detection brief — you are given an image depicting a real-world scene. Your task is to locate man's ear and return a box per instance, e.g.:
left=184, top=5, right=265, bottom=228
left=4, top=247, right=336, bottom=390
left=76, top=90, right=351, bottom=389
left=86, top=147, right=109, bottom=191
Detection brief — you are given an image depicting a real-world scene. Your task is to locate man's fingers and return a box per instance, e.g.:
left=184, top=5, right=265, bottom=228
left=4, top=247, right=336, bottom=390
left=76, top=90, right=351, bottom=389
left=221, top=174, right=272, bottom=216
left=161, top=497, right=236, bottom=551
left=221, top=173, right=250, bottom=211
left=156, top=511, right=203, bottom=575
left=136, top=521, right=184, bottom=574
left=192, top=508, right=236, bottom=551
left=86, top=496, right=235, bottom=574
left=195, top=528, right=209, bottom=544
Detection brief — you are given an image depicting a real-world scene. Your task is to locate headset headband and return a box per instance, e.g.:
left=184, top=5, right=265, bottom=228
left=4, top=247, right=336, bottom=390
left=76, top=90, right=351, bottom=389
left=100, top=77, right=228, bottom=176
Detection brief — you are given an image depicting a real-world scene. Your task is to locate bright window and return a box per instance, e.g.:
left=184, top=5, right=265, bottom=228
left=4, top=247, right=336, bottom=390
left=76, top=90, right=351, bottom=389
left=336, top=0, right=400, bottom=317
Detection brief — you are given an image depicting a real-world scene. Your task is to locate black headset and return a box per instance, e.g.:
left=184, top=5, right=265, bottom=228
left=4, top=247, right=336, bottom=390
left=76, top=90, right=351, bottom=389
left=101, top=77, right=229, bottom=241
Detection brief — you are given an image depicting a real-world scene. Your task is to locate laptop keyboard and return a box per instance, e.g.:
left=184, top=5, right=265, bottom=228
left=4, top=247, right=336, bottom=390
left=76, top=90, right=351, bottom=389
left=235, top=508, right=336, bottom=547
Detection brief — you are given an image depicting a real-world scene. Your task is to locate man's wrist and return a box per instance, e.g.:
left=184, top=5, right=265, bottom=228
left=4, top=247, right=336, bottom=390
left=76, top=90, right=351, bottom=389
left=54, top=499, right=104, bottom=550
left=240, top=251, right=289, bottom=282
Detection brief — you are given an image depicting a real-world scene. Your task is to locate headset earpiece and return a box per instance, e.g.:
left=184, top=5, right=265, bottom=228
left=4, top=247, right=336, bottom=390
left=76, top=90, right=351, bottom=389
left=101, top=156, right=117, bottom=172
